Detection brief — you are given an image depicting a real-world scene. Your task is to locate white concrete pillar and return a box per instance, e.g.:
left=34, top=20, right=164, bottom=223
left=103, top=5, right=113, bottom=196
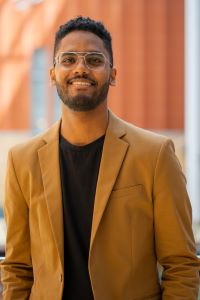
left=184, top=0, right=200, bottom=224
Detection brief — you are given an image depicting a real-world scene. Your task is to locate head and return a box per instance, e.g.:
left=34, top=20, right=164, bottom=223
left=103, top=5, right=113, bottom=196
left=50, top=16, right=116, bottom=112
left=53, top=16, right=113, bottom=67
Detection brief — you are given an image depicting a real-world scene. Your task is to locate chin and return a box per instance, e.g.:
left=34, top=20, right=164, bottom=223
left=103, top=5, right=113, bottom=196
left=62, top=95, right=106, bottom=112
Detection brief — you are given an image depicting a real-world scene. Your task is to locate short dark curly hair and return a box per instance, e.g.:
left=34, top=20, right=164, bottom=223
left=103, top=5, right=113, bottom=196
left=53, top=16, right=113, bottom=66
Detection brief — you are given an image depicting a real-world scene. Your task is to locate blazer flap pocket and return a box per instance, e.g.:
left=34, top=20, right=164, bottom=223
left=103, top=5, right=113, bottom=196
left=111, top=184, right=143, bottom=199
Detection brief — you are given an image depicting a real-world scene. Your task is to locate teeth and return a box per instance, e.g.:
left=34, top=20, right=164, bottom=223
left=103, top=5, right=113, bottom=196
left=71, top=81, right=91, bottom=86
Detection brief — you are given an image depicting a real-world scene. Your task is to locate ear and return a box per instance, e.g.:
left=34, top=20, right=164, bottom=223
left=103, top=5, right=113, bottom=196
left=109, top=67, right=117, bottom=86
left=50, top=67, right=56, bottom=85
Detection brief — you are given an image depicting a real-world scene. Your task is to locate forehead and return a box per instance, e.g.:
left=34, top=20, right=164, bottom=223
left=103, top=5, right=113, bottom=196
left=57, top=30, right=108, bottom=55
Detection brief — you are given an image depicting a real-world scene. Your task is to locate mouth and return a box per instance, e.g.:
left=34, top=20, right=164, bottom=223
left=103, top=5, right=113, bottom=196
left=67, top=78, right=96, bottom=87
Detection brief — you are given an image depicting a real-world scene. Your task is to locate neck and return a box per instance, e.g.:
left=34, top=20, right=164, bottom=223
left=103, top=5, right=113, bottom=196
left=60, top=102, right=108, bottom=146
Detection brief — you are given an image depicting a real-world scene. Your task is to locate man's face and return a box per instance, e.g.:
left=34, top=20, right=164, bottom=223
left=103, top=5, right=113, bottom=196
left=50, top=30, right=116, bottom=111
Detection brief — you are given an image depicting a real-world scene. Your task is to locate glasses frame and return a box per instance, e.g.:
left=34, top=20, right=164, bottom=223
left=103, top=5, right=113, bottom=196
left=54, top=51, right=113, bottom=70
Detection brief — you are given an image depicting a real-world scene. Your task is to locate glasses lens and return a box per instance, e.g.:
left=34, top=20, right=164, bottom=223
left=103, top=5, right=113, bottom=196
left=57, top=52, right=106, bottom=69
left=59, top=53, right=77, bottom=67
left=85, top=53, right=105, bottom=69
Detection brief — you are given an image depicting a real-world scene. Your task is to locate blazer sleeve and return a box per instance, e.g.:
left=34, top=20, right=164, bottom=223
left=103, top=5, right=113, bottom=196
left=0, top=149, right=33, bottom=300
left=153, top=139, right=200, bottom=299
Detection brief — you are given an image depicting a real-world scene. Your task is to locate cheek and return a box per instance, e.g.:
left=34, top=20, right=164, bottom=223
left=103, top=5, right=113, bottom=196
left=97, top=73, right=110, bottom=85
left=54, top=68, right=69, bottom=84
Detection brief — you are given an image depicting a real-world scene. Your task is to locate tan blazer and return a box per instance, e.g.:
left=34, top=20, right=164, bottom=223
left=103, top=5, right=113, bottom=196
left=1, top=112, right=199, bottom=300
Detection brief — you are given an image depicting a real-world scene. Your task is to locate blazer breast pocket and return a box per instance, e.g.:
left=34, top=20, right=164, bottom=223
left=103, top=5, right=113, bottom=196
left=111, top=184, right=144, bottom=200
left=108, top=184, right=151, bottom=221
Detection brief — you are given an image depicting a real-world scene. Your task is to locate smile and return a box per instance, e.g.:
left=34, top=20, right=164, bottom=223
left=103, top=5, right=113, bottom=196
left=68, top=78, right=96, bottom=86
left=70, top=81, right=92, bottom=86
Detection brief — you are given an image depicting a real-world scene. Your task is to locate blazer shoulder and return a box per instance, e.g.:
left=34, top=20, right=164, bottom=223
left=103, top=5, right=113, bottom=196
left=8, top=121, right=60, bottom=163
left=118, top=118, right=177, bottom=174
left=118, top=117, right=169, bottom=147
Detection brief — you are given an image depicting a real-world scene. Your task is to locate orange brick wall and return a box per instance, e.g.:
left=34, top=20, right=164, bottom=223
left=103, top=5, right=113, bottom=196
left=0, top=0, right=184, bottom=130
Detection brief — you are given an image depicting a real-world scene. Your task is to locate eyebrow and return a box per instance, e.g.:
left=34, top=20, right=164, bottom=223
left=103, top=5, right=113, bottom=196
left=59, top=49, right=103, bottom=53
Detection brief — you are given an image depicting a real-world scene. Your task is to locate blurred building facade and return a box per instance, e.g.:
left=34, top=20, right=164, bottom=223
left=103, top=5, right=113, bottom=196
left=0, top=0, right=184, bottom=131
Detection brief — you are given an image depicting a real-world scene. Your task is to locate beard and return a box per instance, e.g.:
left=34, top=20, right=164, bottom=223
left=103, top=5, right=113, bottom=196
left=55, top=81, right=110, bottom=112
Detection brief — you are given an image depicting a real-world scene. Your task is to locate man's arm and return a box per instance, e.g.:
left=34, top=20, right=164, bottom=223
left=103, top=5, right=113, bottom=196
left=0, top=150, right=33, bottom=299
left=154, top=139, right=200, bottom=299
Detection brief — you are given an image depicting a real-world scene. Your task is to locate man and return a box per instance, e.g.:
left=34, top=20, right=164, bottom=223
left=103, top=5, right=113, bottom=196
left=1, top=16, right=199, bottom=300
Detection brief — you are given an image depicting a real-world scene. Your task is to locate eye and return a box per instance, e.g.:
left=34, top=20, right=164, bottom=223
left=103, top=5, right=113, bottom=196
left=86, top=54, right=104, bottom=66
left=60, top=54, right=77, bottom=65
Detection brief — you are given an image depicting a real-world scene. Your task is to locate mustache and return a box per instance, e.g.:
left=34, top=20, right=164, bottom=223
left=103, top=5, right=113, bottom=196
left=67, top=75, right=97, bottom=85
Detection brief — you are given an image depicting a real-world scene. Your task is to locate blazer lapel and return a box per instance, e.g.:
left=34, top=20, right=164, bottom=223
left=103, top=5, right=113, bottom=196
left=38, top=121, right=64, bottom=271
left=89, top=112, right=129, bottom=252
left=36, top=113, right=128, bottom=270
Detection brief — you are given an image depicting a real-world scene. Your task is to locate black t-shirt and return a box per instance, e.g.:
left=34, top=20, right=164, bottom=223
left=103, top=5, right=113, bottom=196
left=59, top=134, right=105, bottom=300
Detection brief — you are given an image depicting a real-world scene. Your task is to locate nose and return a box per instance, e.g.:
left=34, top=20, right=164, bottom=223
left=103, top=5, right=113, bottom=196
left=73, top=56, right=88, bottom=74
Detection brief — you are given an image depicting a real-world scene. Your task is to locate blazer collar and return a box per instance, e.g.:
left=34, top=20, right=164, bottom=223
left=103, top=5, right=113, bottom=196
left=41, top=110, right=127, bottom=144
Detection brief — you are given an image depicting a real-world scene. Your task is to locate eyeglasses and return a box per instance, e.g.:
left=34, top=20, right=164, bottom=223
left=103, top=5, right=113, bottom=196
left=54, top=51, right=112, bottom=70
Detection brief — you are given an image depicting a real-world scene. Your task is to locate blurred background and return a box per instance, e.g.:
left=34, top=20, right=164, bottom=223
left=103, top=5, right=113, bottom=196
left=0, top=0, right=199, bottom=260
